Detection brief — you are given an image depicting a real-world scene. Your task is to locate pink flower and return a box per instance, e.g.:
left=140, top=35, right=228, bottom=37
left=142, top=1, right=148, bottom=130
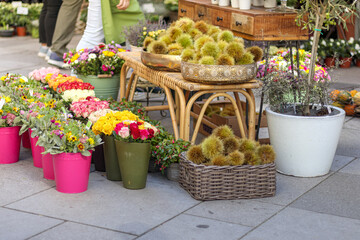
left=140, top=129, right=149, bottom=140
left=102, top=65, right=109, bottom=72
left=118, top=127, right=130, bottom=138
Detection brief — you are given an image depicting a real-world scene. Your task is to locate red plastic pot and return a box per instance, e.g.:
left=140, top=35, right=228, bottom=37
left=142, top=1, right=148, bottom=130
left=21, top=130, right=31, bottom=149
left=355, top=59, right=360, bottom=68
left=40, top=147, right=55, bottom=180
left=339, top=57, right=352, bottom=68
left=29, top=129, right=43, bottom=168
left=16, top=26, right=26, bottom=36
left=324, top=57, right=336, bottom=68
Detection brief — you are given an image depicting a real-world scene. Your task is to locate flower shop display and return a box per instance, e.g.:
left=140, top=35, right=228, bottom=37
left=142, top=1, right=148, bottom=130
left=63, top=43, right=127, bottom=99
left=70, top=97, right=109, bottom=119
left=113, top=119, right=158, bottom=189
left=331, top=90, right=360, bottom=117
left=179, top=125, right=276, bottom=200
left=92, top=110, right=140, bottom=181
left=261, top=0, right=357, bottom=177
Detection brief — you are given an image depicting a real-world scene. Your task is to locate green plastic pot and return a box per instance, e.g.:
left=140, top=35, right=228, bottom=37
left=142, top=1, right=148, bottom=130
left=77, top=74, right=119, bottom=100
left=115, top=140, right=150, bottom=189
left=103, top=135, right=121, bottom=181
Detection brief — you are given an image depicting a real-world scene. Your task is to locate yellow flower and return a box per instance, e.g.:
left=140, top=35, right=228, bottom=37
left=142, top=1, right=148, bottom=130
left=4, top=96, right=11, bottom=103
left=88, top=138, right=94, bottom=145
left=12, top=107, right=19, bottom=112
left=0, top=110, right=3, bottom=114
left=77, top=143, right=85, bottom=151
left=70, top=53, right=79, bottom=62
left=36, top=114, right=44, bottom=119
left=103, top=51, right=115, bottom=57
left=118, top=49, right=126, bottom=52
left=0, top=76, right=6, bottom=81
left=19, top=79, right=25, bottom=83
left=70, top=136, right=77, bottom=142
left=143, top=32, right=147, bottom=36
left=28, top=99, right=34, bottom=103
left=21, top=96, right=27, bottom=100
left=143, top=27, right=147, bottom=30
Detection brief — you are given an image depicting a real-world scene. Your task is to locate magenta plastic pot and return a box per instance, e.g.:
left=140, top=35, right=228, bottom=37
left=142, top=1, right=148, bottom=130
left=53, top=152, right=92, bottom=193
left=0, top=126, right=21, bottom=164
left=29, top=129, right=42, bottom=168
left=40, top=147, right=55, bottom=180
left=21, top=130, right=31, bottom=149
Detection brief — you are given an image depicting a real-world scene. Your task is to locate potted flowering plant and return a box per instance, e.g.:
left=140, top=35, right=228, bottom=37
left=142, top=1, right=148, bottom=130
left=113, top=118, right=158, bottom=189
left=353, top=39, right=360, bottom=67
left=335, top=38, right=354, bottom=68
left=63, top=43, right=127, bottom=99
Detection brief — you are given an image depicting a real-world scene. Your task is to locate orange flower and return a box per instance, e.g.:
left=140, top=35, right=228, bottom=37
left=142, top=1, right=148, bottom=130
left=77, top=143, right=85, bottom=151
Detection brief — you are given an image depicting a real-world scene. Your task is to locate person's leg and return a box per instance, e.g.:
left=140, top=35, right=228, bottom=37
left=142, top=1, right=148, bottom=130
left=38, top=0, right=48, bottom=57
left=51, top=0, right=83, bottom=57
left=45, top=0, right=62, bottom=47
left=76, top=0, right=104, bottom=51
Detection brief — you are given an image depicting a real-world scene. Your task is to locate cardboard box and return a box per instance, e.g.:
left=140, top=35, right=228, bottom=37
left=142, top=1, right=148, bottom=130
left=193, top=100, right=269, bottom=143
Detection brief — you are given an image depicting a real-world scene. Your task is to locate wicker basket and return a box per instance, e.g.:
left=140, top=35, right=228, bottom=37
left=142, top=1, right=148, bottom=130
left=179, top=153, right=276, bottom=200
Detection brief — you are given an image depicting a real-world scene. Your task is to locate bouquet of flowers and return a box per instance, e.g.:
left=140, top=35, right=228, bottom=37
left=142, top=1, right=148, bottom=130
left=88, top=109, right=114, bottom=124
left=57, top=81, right=94, bottom=93
left=63, top=43, right=126, bottom=76
left=28, top=67, right=60, bottom=83
left=91, top=110, right=139, bottom=136
left=70, top=97, right=109, bottom=118
left=62, top=89, right=96, bottom=103
left=47, top=74, right=77, bottom=91
left=113, top=120, right=157, bottom=143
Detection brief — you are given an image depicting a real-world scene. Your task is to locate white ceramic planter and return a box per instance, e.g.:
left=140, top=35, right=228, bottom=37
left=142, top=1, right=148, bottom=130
left=239, top=0, right=251, bottom=9
left=266, top=106, right=345, bottom=177
left=252, top=0, right=264, bottom=6
left=264, top=0, right=277, bottom=8
left=231, top=0, right=239, bottom=8
left=219, top=0, right=230, bottom=7
left=211, top=0, right=219, bottom=4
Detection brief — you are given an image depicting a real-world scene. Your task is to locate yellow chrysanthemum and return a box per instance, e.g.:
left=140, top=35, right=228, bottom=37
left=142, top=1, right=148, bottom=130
left=88, top=138, right=94, bottom=145
left=4, top=96, right=11, bottom=103
left=103, top=51, right=115, bottom=57
left=0, top=76, right=6, bottom=81
left=70, top=53, right=79, bottom=62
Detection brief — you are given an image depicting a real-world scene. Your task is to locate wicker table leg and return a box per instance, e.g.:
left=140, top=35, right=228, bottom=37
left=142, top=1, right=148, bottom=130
left=125, top=73, right=136, bottom=100
left=119, top=63, right=129, bottom=99
left=175, top=86, right=186, bottom=140
left=163, top=86, right=179, bottom=140
left=128, top=75, right=139, bottom=102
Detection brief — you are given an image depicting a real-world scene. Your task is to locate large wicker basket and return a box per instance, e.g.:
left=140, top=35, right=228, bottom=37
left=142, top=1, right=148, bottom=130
left=179, top=153, right=276, bottom=201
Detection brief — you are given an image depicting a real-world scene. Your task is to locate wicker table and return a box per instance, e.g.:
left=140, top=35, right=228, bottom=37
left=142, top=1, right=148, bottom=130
left=118, top=51, right=262, bottom=143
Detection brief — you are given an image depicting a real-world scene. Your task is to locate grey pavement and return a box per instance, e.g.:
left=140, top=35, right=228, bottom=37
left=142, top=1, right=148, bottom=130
left=0, top=35, right=360, bottom=240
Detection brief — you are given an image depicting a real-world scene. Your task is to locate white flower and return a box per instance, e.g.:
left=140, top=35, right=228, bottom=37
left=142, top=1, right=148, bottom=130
left=341, top=40, right=345, bottom=44
left=88, top=53, right=97, bottom=60
left=62, top=89, right=96, bottom=102
left=336, top=42, right=340, bottom=46
left=74, top=60, right=78, bottom=64
left=349, top=37, right=354, bottom=44
left=355, top=44, right=360, bottom=50
left=330, top=38, right=334, bottom=42
left=310, top=36, right=314, bottom=41
left=321, top=40, right=326, bottom=46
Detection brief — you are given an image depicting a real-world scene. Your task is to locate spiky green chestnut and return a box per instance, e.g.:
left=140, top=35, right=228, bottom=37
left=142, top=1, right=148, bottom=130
left=199, top=56, right=215, bottom=65
left=187, top=145, right=206, bottom=164
left=212, top=125, right=234, bottom=140
left=147, top=40, right=168, bottom=54
left=223, top=137, right=240, bottom=154
left=201, top=136, right=224, bottom=159
left=194, top=35, right=214, bottom=51
left=217, top=54, right=235, bottom=65
left=189, top=59, right=199, bottom=64
left=200, top=42, right=220, bottom=58
left=176, top=33, right=193, bottom=48
left=237, top=52, right=255, bottom=65
left=175, top=17, right=195, bottom=33
left=167, top=26, right=182, bottom=41
left=211, top=155, right=229, bottom=166
left=188, top=28, right=202, bottom=40
left=246, top=46, right=263, bottom=62
left=168, top=43, right=183, bottom=55
left=211, top=32, right=219, bottom=42
left=181, top=48, right=195, bottom=62
left=225, top=42, right=245, bottom=62
left=194, top=20, right=209, bottom=34
left=217, top=40, right=229, bottom=53
left=143, top=37, right=154, bottom=50
left=207, top=25, right=221, bottom=36
left=256, top=145, right=276, bottom=164
left=227, top=150, right=245, bottom=166
left=244, top=151, right=261, bottom=165
left=159, top=35, right=172, bottom=45
left=239, top=139, right=258, bottom=152
left=218, top=30, right=234, bottom=43
left=234, top=37, right=245, bottom=45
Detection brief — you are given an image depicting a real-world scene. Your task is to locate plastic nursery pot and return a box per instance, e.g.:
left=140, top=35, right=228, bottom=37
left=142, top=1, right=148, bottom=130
left=115, top=140, right=150, bottom=189
left=16, top=26, right=26, bottom=36
left=356, top=59, right=360, bottom=68
left=29, top=129, right=43, bottom=168
left=21, top=130, right=31, bottom=149
left=0, top=126, right=21, bottom=164
left=77, top=74, right=120, bottom=100
left=53, top=152, right=92, bottom=193
left=324, top=57, right=336, bottom=68
left=40, top=147, right=55, bottom=180
left=92, top=144, right=106, bottom=172
left=339, top=57, right=352, bottom=68
left=103, top=135, right=121, bottom=181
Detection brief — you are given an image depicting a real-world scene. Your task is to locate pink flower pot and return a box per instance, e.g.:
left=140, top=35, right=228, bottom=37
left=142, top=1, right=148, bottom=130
left=53, top=152, right=92, bottom=193
left=21, top=130, right=31, bottom=148
left=0, top=126, right=21, bottom=164
left=41, top=147, right=55, bottom=180
left=29, top=129, right=43, bottom=168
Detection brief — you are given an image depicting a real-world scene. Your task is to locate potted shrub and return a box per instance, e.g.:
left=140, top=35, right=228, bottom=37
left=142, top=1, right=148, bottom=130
left=0, top=4, right=16, bottom=37
left=14, top=14, right=29, bottom=36
left=336, top=38, right=353, bottom=68
left=262, top=0, right=358, bottom=177
left=353, top=39, right=360, bottom=67
left=63, top=43, right=126, bottom=100
left=113, top=117, right=158, bottom=189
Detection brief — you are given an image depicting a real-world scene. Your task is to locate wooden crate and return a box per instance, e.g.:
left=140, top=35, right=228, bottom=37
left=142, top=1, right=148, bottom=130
left=193, top=100, right=269, bottom=143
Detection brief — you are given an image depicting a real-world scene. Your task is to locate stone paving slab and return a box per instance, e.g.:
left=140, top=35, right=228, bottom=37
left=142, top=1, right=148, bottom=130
left=339, top=158, right=360, bottom=175
left=0, top=158, right=55, bottom=207
left=343, top=117, right=360, bottom=130
left=0, top=207, right=63, bottom=240
left=290, top=172, right=360, bottom=220
left=330, top=155, right=356, bottom=172
left=185, top=199, right=283, bottom=227
left=241, top=207, right=360, bottom=240
left=6, top=172, right=199, bottom=236
left=29, top=222, right=135, bottom=240
left=335, top=128, right=360, bottom=158
left=252, top=173, right=328, bottom=206
left=137, top=214, right=251, bottom=240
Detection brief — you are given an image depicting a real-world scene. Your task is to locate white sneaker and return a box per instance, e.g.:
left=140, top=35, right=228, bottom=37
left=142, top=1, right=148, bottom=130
left=38, top=46, right=49, bottom=58
left=45, top=49, right=52, bottom=61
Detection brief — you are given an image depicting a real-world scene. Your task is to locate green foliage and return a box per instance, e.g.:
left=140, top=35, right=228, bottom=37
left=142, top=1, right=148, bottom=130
left=108, top=98, right=146, bottom=119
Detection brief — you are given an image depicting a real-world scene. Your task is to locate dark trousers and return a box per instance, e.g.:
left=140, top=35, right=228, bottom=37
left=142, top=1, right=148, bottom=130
left=39, top=0, right=62, bottom=47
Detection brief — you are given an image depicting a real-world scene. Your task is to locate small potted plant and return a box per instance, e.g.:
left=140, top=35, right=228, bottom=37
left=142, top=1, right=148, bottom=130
left=0, top=4, right=16, bottom=37
left=14, top=14, right=29, bottom=36
left=353, top=39, right=360, bottom=67
left=336, top=38, right=353, bottom=68
left=113, top=117, right=158, bottom=189
left=63, top=43, right=126, bottom=100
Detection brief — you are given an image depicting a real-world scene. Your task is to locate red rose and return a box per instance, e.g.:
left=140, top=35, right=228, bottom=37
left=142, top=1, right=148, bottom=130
left=148, top=128, right=154, bottom=139
left=129, top=123, right=140, bottom=139
left=137, top=121, right=143, bottom=126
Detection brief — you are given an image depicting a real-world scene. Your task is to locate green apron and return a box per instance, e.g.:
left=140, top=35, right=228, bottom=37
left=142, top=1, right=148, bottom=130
left=101, top=0, right=144, bottom=44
